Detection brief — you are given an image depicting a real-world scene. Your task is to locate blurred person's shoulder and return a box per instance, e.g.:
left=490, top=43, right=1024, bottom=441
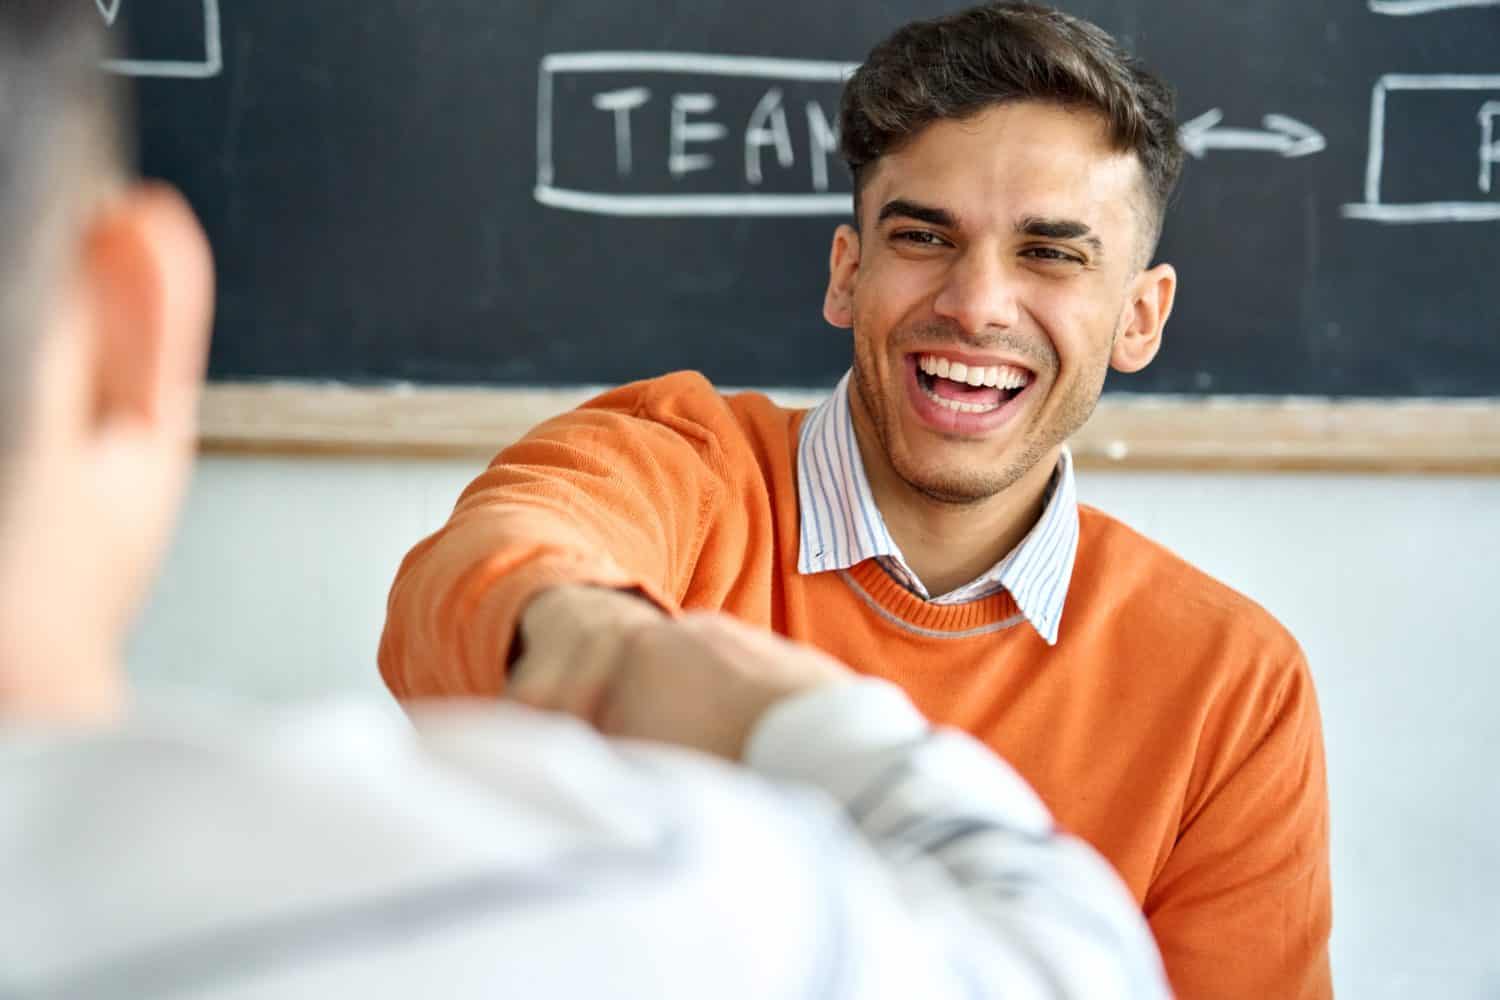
left=0, top=695, right=831, bottom=996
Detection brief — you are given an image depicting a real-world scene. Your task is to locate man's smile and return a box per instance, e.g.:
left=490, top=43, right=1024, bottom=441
left=902, top=352, right=1037, bottom=436
left=914, top=352, right=1032, bottom=414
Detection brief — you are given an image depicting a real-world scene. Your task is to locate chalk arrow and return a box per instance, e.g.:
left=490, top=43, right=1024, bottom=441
left=95, top=0, right=122, bottom=26
left=1179, top=109, right=1326, bottom=159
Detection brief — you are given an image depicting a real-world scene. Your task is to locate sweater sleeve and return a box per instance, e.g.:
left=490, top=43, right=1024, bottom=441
left=1144, top=650, right=1333, bottom=999
left=378, top=374, right=734, bottom=700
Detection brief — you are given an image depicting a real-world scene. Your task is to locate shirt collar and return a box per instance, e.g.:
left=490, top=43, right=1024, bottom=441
left=796, top=371, right=1078, bottom=645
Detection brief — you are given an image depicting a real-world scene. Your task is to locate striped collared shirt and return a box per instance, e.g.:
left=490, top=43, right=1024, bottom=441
left=796, top=372, right=1079, bottom=645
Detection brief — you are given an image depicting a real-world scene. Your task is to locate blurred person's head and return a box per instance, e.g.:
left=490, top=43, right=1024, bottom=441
left=0, top=2, right=213, bottom=722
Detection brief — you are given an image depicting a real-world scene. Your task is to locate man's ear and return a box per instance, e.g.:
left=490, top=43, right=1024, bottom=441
left=82, top=182, right=213, bottom=438
left=822, top=223, right=861, bottom=329
left=1111, top=262, right=1176, bottom=374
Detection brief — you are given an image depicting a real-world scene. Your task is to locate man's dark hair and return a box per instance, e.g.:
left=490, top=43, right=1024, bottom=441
left=0, top=2, right=129, bottom=491
left=839, top=1, right=1184, bottom=260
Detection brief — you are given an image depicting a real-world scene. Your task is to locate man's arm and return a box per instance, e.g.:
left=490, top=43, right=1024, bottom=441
left=379, top=374, right=735, bottom=700
left=508, top=610, right=1171, bottom=998
left=1145, top=652, right=1333, bottom=998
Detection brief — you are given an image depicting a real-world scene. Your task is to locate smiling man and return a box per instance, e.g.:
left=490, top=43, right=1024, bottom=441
left=382, top=4, right=1332, bottom=997
left=825, top=98, right=1176, bottom=599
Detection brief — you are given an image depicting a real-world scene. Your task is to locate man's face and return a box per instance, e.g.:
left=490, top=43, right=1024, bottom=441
left=826, top=101, right=1160, bottom=505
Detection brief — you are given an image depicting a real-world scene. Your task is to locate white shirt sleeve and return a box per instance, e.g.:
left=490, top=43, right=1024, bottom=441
left=743, top=678, right=1172, bottom=1000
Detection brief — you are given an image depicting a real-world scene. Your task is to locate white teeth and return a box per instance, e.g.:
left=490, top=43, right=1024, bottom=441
left=920, top=379, right=1001, bottom=413
left=916, top=354, right=1031, bottom=391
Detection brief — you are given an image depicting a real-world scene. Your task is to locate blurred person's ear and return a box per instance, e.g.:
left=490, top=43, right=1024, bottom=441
left=76, top=181, right=214, bottom=623
left=0, top=182, right=213, bottom=719
left=84, top=182, right=214, bottom=443
left=0, top=182, right=212, bottom=722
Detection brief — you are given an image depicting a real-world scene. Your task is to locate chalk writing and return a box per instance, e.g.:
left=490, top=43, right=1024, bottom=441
left=806, top=101, right=839, bottom=193
left=593, top=88, right=650, bottom=175
left=536, top=52, right=855, bottom=217
left=745, top=89, right=795, bottom=185
left=537, top=49, right=1494, bottom=227
left=1368, top=0, right=1500, bottom=14
left=669, top=94, right=727, bottom=177
left=1480, top=102, right=1500, bottom=193
left=1179, top=109, right=1326, bottom=158
left=98, top=0, right=222, bottom=79
left=1343, top=75, right=1500, bottom=222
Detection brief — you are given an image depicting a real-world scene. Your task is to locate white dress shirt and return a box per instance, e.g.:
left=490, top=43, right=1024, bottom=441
left=1, top=681, right=1166, bottom=999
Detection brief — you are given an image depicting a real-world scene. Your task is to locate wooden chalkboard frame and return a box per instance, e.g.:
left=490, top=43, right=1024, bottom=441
left=199, top=383, right=1500, bottom=474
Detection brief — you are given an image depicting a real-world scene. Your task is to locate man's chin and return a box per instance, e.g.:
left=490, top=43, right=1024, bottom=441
left=889, top=434, right=1046, bottom=506
left=892, top=462, right=1011, bottom=507
left=911, top=483, right=996, bottom=506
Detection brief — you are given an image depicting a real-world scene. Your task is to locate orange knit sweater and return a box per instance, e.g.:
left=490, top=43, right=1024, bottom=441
left=380, top=371, right=1332, bottom=999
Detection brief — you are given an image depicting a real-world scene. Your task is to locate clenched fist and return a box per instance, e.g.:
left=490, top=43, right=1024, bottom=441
left=511, top=585, right=851, bottom=760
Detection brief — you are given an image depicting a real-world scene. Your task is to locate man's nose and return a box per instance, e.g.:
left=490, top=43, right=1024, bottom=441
left=932, top=250, right=1021, bottom=337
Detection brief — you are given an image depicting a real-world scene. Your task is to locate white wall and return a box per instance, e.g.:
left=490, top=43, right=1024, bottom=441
left=128, top=454, right=1500, bottom=998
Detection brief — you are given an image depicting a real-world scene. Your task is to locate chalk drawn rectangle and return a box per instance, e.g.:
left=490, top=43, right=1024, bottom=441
left=101, top=0, right=222, bottom=79
left=1368, top=0, right=1500, bottom=15
left=1343, top=74, right=1500, bottom=223
left=537, top=51, right=858, bottom=217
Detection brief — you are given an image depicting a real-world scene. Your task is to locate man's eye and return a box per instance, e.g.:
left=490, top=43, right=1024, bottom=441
left=1024, top=246, right=1084, bottom=264
left=895, top=230, right=948, bottom=247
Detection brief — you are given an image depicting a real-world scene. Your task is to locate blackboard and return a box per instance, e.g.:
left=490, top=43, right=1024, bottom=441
left=111, top=0, right=1499, bottom=399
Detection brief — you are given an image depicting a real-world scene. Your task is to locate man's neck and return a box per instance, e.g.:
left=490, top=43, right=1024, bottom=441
left=880, top=460, right=1056, bottom=597
left=846, top=402, right=1060, bottom=597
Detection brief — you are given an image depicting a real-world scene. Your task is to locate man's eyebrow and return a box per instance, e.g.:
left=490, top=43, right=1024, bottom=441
left=1020, top=216, right=1105, bottom=254
left=877, top=199, right=955, bottom=228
